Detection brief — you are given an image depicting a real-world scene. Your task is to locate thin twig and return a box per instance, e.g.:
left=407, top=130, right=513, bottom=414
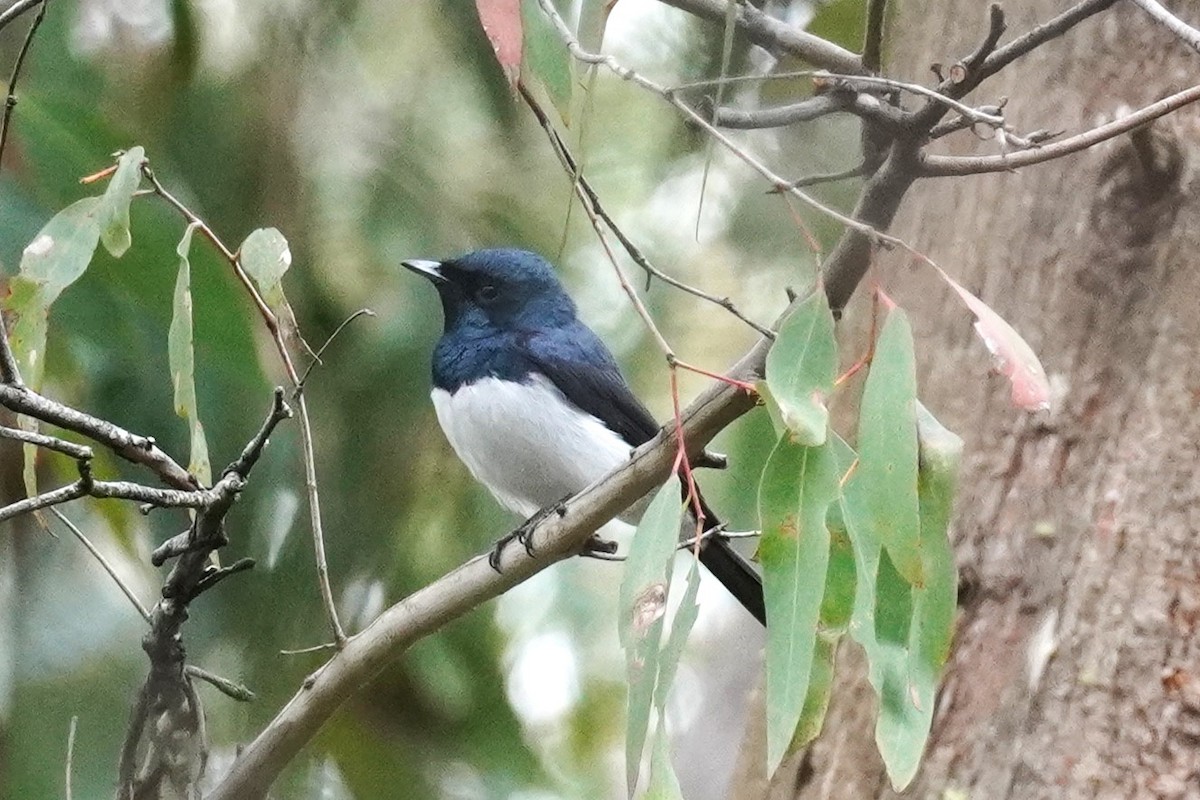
left=862, top=0, right=888, bottom=73
left=0, top=424, right=92, bottom=459
left=65, top=714, right=78, bottom=800
left=518, top=83, right=774, bottom=339
left=141, top=165, right=347, bottom=647
left=1129, top=0, right=1200, bottom=54
left=712, top=92, right=907, bottom=131
left=185, top=665, right=256, bottom=702
left=0, top=309, right=21, bottom=386
left=0, top=0, right=45, bottom=171
left=769, top=163, right=867, bottom=193
left=296, top=308, right=375, bottom=392
left=920, top=84, right=1200, bottom=177
left=0, top=382, right=197, bottom=489
left=0, top=474, right=223, bottom=524
left=652, top=0, right=862, bottom=74
left=51, top=508, right=151, bottom=622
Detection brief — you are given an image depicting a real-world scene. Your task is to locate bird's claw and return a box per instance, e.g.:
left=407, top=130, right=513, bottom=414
left=487, top=499, right=570, bottom=572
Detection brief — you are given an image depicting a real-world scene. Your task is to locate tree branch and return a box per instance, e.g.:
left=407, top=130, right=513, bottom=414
left=1130, top=0, right=1200, bottom=54
left=920, top=84, right=1200, bottom=177
left=653, top=0, right=862, bottom=74
left=712, top=92, right=906, bottom=131
left=0, top=382, right=197, bottom=490
left=0, top=424, right=92, bottom=459
left=0, top=0, right=45, bottom=171
left=206, top=330, right=770, bottom=800
left=142, top=164, right=347, bottom=647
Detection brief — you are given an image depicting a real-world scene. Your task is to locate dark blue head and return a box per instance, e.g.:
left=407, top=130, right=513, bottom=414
left=402, top=248, right=576, bottom=335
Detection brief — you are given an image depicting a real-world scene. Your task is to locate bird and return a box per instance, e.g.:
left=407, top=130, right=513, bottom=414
left=402, top=248, right=765, bottom=625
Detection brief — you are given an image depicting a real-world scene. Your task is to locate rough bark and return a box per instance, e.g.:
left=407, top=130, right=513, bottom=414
left=786, top=1, right=1200, bottom=798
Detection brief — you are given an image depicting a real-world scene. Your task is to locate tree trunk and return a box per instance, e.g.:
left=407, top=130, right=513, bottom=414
left=788, top=2, right=1200, bottom=797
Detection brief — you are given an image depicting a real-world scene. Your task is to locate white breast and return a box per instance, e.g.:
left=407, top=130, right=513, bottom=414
left=431, top=375, right=635, bottom=518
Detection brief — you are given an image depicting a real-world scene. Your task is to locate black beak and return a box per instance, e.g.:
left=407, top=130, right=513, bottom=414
left=401, top=259, right=448, bottom=285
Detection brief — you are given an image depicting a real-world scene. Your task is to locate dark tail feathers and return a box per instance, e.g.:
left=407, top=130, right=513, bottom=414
left=698, top=535, right=765, bottom=625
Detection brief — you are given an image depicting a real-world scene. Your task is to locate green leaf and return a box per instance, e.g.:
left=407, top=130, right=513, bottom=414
left=96, top=146, right=144, bottom=258
left=6, top=197, right=102, bottom=389
left=239, top=227, right=312, bottom=358
left=169, top=223, right=212, bottom=486
left=855, top=308, right=922, bottom=586
left=757, top=434, right=839, bottom=771
left=761, top=288, right=837, bottom=446
left=840, top=403, right=961, bottom=790
left=644, top=725, right=684, bottom=800
left=521, top=0, right=572, bottom=120
left=791, top=503, right=856, bottom=749
left=619, top=478, right=684, bottom=796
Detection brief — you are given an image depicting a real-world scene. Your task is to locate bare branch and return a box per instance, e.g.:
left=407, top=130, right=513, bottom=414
left=1130, top=0, right=1200, bottom=53
left=713, top=92, right=906, bottom=131
left=920, top=84, right=1200, bottom=177
left=0, top=424, right=92, bottom=459
left=0, top=382, right=197, bottom=489
left=142, top=165, right=347, bottom=647
left=208, top=327, right=771, bottom=800
left=0, top=310, right=21, bottom=386
left=0, top=0, right=45, bottom=170
left=51, top=508, right=151, bottom=622
left=184, top=665, right=256, bottom=703
left=0, top=473, right=222, bottom=524
left=0, top=0, right=42, bottom=31
left=769, top=163, right=866, bottom=193
left=653, top=0, right=862, bottom=74
left=65, top=715, right=78, bottom=800
left=518, top=83, right=774, bottom=339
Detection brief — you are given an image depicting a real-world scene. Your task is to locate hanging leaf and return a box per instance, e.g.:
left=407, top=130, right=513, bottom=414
left=855, top=307, right=922, bottom=587
left=932, top=265, right=1051, bottom=412
left=644, top=725, right=685, bottom=800
left=641, top=559, right=700, bottom=800
left=169, top=223, right=212, bottom=487
left=841, top=403, right=961, bottom=790
left=521, top=0, right=572, bottom=120
left=760, top=287, right=837, bottom=446
left=475, top=0, right=523, bottom=88
left=618, top=478, right=685, bottom=797
left=96, top=146, right=145, bottom=258
left=790, top=498, right=857, bottom=749
left=239, top=227, right=312, bottom=358
left=757, top=434, right=839, bottom=771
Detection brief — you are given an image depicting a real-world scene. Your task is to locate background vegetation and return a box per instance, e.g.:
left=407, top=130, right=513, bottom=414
left=0, top=2, right=864, bottom=797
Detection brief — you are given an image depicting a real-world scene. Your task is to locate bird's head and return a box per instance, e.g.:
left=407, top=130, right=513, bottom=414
left=402, top=248, right=576, bottom=334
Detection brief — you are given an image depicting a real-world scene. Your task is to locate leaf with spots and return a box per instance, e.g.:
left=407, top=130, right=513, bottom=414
left=618, top=477, right=685, bottom=796
left=760, top=287, right=838, bottom=446
left=757, top=433, right=839, bottom=771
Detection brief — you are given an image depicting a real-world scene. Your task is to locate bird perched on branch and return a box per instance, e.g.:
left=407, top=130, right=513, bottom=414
left=403, top=248, right=764, bottom=625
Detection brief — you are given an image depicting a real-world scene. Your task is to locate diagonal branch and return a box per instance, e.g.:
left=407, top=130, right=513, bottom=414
left=206, top=327, right=771, bottom=800
left=0, top=0, right=45, bottom=170
left=653, top=0, right=862, bottom=74
left=1130, top=0, right=1200, bottom=54
left=920, top=84, right=1200, bottom=177
left=0, top=382, right=197, bottom=489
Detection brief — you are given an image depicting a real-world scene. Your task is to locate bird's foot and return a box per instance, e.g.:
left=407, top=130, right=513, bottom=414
left=582, top=535, right=618, bottom=558
left=487, top=499, right=570, bottom=572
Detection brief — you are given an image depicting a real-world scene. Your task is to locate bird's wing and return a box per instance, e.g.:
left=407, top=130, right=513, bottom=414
left=519, top=323, right=660, bottom=447
left=520, top=324, right=767, bottom=626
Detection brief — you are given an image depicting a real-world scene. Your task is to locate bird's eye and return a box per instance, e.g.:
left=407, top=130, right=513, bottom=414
left=478, top=284, right=499, bottom=302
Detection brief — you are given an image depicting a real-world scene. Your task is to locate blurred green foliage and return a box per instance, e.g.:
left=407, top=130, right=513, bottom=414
left=0, top=1, right=867, bottom=798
